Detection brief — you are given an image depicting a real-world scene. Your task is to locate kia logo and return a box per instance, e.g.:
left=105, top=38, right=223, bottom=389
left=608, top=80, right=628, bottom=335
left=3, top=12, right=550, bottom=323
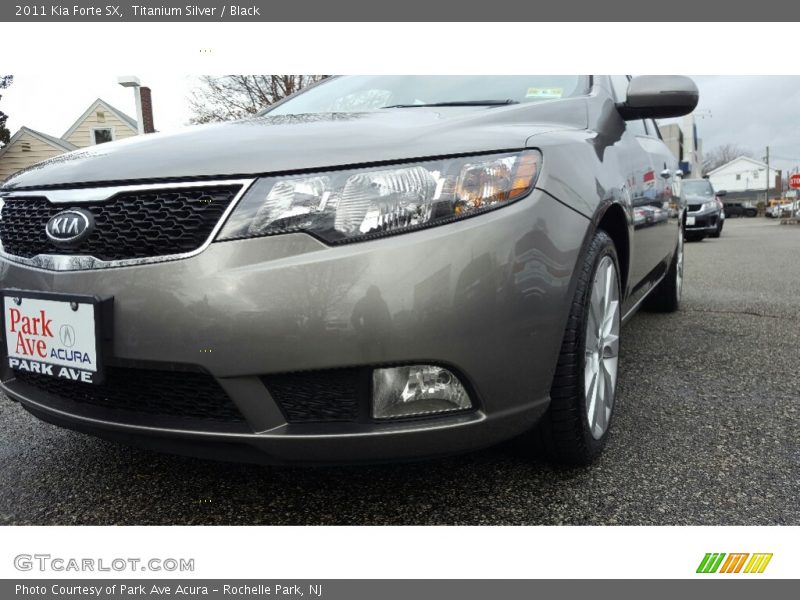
left=46, top=209, right=94, bottom=246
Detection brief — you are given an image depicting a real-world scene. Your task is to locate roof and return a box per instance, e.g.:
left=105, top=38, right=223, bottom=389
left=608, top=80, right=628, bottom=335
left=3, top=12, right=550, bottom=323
left=61, top=98, right=138, bottom=139
left=0, top=126, right=77, bottom=161
left=707, top=155, right=768, bottom=176
left=24, top=127, right=78, bottom=151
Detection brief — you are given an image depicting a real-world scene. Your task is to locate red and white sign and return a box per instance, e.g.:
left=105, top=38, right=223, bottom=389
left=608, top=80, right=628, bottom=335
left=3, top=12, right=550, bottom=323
left=4, top=295, right=98, bottom=383
left=789, top=173, right=800, bottom=190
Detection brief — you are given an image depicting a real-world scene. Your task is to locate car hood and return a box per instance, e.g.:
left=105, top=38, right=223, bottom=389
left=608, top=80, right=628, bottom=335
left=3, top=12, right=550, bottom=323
left=2, top=99, right=588, bottom=190
left=684, top=195, right=715, bottom=204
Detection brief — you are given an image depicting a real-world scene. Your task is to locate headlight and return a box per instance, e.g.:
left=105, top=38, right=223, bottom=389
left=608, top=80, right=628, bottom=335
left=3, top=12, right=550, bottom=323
left=217, top=150, right=541, bottom=244
left=702, top=201, right=717, bottom=212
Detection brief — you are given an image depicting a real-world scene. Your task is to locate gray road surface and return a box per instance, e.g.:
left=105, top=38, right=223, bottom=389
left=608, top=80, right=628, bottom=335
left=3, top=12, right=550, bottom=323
left=1, top=218, right=798, bottom=525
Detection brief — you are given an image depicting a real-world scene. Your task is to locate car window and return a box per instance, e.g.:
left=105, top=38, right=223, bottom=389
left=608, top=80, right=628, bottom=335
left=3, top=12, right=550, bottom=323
left=682, top=180, right=714, bottom=196
left=626, top=119, right=648, bottom=136
left=610, top=75, right=630, bottom=102
left=645, top=119, right=662, bottom=139
left=267, top=76, right=590, bottom=115
left=611, top=76, right=652, bottom=138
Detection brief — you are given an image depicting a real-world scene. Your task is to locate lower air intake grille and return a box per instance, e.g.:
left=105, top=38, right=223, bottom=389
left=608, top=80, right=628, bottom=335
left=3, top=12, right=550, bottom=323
left=14, top=366, right=246, bottom=424
left=262, top=369, right=363, bottom=423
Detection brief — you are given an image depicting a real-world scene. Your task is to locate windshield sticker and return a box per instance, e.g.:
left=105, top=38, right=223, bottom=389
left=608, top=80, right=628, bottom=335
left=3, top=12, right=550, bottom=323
left=526, top=87, right=563, bottom=99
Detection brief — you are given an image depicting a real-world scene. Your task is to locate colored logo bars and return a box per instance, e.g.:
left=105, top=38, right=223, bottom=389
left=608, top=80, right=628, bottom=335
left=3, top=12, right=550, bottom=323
left=696, top=553, right=773, bottom=574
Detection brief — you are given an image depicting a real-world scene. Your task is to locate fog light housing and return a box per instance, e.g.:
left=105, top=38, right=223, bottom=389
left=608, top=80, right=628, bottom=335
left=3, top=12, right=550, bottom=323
left=372, top=365, right=472, bottom=419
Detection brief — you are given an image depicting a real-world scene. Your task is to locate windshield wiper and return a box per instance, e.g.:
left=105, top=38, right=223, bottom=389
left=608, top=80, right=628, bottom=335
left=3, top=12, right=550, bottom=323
left=381, top=99, right=519, bottom=108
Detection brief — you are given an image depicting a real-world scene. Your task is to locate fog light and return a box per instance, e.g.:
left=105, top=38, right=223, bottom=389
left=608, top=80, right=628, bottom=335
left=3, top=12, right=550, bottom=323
left=372, top=365, right=472, bottom=419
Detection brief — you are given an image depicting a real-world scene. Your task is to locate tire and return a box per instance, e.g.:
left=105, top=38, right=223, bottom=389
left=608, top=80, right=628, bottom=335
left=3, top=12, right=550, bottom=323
left=645, top=223, right=683, bottom=313
left=709, top=219, right=722, bottom=238
left=534, top=230, right=621, bottom=465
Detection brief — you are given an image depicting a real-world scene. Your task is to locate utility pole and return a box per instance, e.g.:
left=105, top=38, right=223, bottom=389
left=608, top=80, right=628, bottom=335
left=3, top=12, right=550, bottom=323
left=765, top=145, right=770, bottom=208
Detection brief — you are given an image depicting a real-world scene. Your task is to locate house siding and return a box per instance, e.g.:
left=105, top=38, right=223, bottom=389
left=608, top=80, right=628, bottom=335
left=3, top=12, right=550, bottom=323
left=0, top=132, right=65, bottom=181
left=708, top=158, right=779, bottom=197
left=64, top=109, right=137, bottom=148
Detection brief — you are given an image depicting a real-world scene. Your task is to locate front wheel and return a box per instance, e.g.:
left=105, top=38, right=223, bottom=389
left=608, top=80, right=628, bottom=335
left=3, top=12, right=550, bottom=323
left=535, top=230, right=621, bottom=465
left=709, top=219, right=723, bottom=238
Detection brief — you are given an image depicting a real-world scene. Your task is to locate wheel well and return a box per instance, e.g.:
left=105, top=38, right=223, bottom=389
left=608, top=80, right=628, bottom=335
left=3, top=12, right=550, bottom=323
left=597, top=204, right=629, bottom=292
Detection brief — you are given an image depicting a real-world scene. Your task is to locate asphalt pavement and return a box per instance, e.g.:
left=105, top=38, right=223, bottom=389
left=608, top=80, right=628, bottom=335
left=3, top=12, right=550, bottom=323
left=1, top=217, right=798, bottom=525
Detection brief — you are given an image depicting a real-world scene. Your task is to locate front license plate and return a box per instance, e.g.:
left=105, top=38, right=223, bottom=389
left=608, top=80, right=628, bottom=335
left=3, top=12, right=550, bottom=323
left=686, top=216, right=696, bottom=226
left=3, top=292, right=103, bottom=384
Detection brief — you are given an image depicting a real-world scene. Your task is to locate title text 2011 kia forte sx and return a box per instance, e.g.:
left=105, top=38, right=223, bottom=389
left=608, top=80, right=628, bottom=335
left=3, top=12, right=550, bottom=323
left=0, top=75, right=697, bottom=465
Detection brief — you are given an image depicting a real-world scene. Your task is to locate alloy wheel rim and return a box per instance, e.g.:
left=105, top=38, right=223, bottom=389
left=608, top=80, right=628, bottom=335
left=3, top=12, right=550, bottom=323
left=584, top=255, right=620, bottom=440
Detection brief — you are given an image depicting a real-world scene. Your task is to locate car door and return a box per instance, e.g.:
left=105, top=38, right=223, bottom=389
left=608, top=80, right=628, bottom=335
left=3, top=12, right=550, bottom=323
left=609, top=76, right=676, bottom=297
left=638, top=118, right=680, bottom=270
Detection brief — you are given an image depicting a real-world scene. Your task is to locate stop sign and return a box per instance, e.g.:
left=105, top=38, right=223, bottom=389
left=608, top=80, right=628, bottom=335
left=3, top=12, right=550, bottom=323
left=791, top=173, right=800, bottom=189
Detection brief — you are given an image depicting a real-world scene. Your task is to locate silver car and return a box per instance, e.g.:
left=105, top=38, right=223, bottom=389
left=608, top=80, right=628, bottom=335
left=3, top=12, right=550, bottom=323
left=0, top=75, right=697, bottom=465
left=683, top=178, right=725, bottom=240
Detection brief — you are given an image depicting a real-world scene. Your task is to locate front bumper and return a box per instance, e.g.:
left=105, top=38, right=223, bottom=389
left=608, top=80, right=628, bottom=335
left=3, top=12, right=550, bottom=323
left=685, top=210, right=720, bottom=234
left=0, top=189, right=588, bottom=464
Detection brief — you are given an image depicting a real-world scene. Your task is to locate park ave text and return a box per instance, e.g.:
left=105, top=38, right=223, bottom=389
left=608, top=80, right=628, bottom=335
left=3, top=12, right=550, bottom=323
left=7, top=307, right=92, bottom=366
left=15, top=4, right=262, bottom=17
left=6, top=305, right=95, bottom=382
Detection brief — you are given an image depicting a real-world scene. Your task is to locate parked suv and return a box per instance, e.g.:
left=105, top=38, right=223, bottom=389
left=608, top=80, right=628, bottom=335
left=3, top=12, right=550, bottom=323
left=724, top=201, right=758, bottom=218
left=683, top=178, right=725, bottom=241
left=0, top=75, right=698, bottom=465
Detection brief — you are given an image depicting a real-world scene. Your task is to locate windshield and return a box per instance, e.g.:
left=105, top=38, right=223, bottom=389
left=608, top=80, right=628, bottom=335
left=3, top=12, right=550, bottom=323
left=682, top=180, right=714, bottom=196
left=265, top=75, right=590, bottom=115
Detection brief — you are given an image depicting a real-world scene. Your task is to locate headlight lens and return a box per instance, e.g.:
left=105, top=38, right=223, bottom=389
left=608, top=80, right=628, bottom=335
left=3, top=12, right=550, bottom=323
left=217, top=150, right=541, bottom=243
left=702, top=201, right=717, bottom=212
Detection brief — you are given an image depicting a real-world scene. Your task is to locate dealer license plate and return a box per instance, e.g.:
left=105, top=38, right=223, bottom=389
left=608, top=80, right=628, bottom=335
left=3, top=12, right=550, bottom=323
left=3, top=292, right=103, bottom=383
left=686, top=216, right=696, bottom=226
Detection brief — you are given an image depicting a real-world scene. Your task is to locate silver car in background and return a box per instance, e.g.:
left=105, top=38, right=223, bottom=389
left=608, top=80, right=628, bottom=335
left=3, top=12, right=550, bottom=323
left=683, top=178, right=725, bottom=241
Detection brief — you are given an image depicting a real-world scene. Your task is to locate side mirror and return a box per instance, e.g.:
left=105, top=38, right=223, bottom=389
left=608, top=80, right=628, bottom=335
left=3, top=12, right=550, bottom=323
left=716, top=190, right=727, bottom=197
left=617, top=75, right=699, bottom=120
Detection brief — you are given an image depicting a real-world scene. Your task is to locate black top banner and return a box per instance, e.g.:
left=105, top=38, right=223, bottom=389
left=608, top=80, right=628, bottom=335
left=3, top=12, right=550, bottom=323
left=4, top=0, right=800, bottom=21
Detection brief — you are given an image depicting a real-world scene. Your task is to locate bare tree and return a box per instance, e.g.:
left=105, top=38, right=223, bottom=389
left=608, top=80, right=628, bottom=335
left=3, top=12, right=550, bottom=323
left=188, top=75, right=328, bottom=124
left=0, top=75, right=14, bottom=147
left=703, top=143, right=754, bottom=174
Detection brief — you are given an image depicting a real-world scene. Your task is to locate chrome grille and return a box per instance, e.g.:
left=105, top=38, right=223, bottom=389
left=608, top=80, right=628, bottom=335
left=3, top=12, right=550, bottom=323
left=0, top=184, right=242, bottom=262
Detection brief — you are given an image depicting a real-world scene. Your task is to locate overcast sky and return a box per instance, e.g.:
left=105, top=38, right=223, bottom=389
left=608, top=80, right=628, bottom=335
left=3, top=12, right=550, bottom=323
left=687, top=76, right=800, bottom=173
left=3, top=73, right=197, bottom=140
left=4, top=74, right=800, bottom=173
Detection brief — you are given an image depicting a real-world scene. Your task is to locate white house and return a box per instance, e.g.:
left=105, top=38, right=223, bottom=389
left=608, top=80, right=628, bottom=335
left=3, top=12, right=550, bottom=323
left=707, top=156, right=780, bottom=203
left=0, top=98, right=139, bottom=181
